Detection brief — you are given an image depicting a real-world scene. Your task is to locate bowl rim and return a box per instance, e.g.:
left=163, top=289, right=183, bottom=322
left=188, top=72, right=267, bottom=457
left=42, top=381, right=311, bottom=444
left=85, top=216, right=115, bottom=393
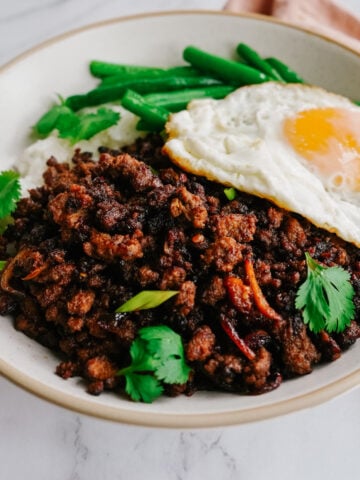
left=2, top=357, right=359, bottom=428
left=1, top=9, right=359, bottom=428
left=2, top=9, right=360, bottom=73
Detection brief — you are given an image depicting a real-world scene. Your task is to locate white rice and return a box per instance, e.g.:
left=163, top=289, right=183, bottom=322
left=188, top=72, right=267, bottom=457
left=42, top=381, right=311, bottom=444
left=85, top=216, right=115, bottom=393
left=18, top=105, right=145, bottom=193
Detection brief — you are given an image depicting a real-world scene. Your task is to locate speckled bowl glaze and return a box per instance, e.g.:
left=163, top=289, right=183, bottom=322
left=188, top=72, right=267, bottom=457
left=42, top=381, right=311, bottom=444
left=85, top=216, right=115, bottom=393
left=0, top=11, right=359, bottom=428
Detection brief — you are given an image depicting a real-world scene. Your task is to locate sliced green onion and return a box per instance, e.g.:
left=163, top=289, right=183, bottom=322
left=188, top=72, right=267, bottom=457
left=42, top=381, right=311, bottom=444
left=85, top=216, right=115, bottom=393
left=115, top=290, right=179, bottom=313
left=224, top=187, right=237, bottom=201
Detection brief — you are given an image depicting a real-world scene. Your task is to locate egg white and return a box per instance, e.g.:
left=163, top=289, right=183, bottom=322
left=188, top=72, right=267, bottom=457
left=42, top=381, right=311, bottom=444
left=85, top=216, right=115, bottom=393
left=164, top=82, right=360, bottom=247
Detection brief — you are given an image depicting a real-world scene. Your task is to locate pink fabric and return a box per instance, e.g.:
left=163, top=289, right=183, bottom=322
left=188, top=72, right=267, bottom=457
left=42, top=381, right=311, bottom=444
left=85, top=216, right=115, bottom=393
left=224, top=0, right=360, bottom=53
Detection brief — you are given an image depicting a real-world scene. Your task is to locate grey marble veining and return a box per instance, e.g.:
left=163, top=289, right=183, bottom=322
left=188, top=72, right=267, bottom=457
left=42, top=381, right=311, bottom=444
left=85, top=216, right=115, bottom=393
left=1, top=1, right=360, bottom=479
left=1, top=374, right=360, bottom=480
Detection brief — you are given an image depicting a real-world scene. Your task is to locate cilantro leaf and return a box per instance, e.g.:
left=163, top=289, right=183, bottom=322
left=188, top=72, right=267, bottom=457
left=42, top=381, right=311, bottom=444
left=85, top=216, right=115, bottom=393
left=120, top=338, right=158, bottom=374
left=155, top=357, right=191, bottom=385
left=295, top=252, right=355, bottom=334
left=139, top=325, right=183, bottom=357
left=0, top=171, right=21, bottom=219
left=35, top=103, right=74, bottom=136
left=117, top=338, right=161, bottom=403
left=322, top=266, right=355, bottom=333
left=117, top=325, right=191, bottom=403
left=69, top=108, right=120, bottom=143
left=0, top=260, right=6, bottom=272
left=55, top=110, right=80, bottom=139
left=34, top=101, right=120, bottom=144
left=139, top=325, right=191, bottom=384
left=124, top=373, right=163, bottom=403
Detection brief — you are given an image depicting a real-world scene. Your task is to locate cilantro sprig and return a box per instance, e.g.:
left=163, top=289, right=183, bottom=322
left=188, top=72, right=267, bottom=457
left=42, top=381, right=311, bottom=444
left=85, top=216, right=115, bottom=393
left=118, top=326, right=191, bottom=403
left=295, top=252, right=355, bottom=334
left=34, top=99, right=120, bottom=144
left=0, top=170, right=21, bottom=220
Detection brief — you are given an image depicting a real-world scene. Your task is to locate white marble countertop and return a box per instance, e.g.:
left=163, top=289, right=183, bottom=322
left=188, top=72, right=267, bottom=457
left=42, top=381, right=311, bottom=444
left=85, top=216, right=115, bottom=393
left=1, top=1, right=360, bottom=479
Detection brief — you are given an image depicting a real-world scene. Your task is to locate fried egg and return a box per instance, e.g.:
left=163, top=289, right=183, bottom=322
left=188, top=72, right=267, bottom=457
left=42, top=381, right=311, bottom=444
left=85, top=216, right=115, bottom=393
left=163, top=82, right=360, bottom=247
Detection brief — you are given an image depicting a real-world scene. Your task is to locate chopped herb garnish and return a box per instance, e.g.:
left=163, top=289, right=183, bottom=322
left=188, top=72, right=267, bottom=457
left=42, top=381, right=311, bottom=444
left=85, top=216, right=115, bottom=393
left=117, top=326, right=191, bottom=403
left=35, top=100, right=73, bottom=136
left=295, top=252, right=355, bottom=333
left=115, top=290, right=178, bottom=313
left=60, top=107, right=120, bottom=143
left=0, top=170, right=21, bottom=220
left=34, top=100, right=120, bottom=144
left=224, top=187, right=237, bottom=201
left=0, top=260, right=6, bottom=271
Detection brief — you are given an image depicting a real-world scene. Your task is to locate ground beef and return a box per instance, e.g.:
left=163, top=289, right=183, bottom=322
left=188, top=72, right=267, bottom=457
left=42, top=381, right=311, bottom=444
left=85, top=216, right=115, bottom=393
left=202, top=237, right=244, bottom=272
left=1, top=133, right=360, bottom=400
left=186, top=325, right=216, bottom=362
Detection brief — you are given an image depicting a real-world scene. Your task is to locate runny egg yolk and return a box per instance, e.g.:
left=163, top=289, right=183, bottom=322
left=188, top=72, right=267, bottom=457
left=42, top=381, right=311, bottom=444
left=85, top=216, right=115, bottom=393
left=284, top=108, right=360, bottom=191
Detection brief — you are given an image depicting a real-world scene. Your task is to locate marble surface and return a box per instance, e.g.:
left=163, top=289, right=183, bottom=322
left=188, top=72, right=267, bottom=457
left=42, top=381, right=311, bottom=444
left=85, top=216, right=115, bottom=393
left=1, top=1, right=360, bottom=479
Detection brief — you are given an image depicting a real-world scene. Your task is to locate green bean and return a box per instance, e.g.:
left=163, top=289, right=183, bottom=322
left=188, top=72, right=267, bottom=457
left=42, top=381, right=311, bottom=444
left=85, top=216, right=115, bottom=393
left=183, top=45, right=270, bottom=86
left=136, top=119, right=152, bottom=131
left=66, top=75, right=223, bottom=111
left=65, top=94, right=92, bottom=111
left=265, top=57, right=304, bottom=83
left=143, top=85, right=235, bottom=111
left=236, top=43, right=283, bottom=81
left=121, top=90, right=169, bottom=131
left=90, top=60, right=165, bottom=78
left=100, top=66, right=202, bottom=87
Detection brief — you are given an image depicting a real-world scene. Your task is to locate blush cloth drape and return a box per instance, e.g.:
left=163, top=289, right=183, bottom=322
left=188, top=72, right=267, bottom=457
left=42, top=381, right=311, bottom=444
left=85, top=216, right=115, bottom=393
left=224, top=0, right=360, bottom=53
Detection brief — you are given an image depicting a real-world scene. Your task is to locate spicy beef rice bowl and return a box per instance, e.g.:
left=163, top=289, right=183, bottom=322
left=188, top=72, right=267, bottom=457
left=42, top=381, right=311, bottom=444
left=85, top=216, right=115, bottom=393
left=0, top=12, right=360, bottom=427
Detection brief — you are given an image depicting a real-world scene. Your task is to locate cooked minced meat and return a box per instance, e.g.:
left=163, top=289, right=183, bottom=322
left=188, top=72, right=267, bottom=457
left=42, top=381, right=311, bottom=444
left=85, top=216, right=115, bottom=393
left=1, top=133, right=360, bottom=398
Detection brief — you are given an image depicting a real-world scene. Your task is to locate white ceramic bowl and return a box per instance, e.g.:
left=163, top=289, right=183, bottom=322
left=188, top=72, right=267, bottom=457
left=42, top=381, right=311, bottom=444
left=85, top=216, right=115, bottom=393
left=1, top=11, right=359, bottom=428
